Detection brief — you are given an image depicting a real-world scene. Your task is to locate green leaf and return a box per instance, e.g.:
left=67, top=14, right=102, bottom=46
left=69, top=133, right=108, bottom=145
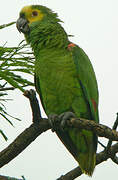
left=0, top=22, right=35, bottom=140
left=0, top=71, right=25, bottom=92
left=0, top=130, right=8, bottom=141
left=0, top=22, right=16, bottom=29
left=0, top=113, right=14, bottom=126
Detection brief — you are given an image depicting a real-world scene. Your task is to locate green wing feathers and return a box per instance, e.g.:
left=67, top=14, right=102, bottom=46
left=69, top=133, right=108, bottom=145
left=69, top=45, right=99, bottom=175
left=72, top=45, right=99, bottom=122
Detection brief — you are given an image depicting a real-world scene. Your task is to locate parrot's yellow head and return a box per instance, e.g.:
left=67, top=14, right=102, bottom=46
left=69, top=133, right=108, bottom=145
left=16, top=5, right=60, bottom=34
left=20, top=5, right=44, bottom=24
left=16, top=5, right=68, bottom=49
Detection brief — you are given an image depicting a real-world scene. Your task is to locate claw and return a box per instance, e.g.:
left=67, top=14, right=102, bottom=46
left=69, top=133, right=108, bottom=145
left=48, top=114, right=59, bottom=132
left=48, top=112, right=76, bottom=132
left=59, top=112, right=76, bottom=131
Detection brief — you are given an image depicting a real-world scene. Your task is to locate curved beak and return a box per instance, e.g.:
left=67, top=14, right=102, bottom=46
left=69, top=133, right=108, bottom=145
left=16, top=17, right=30, bottom=34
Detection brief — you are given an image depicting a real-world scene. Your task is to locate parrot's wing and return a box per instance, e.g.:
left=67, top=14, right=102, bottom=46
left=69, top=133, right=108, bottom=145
left=71, top=44, right=99, bottom=123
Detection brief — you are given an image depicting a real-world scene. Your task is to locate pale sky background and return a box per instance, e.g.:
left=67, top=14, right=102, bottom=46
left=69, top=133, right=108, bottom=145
left=0, top=0, right=118, bottom=179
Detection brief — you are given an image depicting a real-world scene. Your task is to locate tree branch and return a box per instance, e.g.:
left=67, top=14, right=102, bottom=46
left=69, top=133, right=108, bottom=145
left=0, top=89, right=118, bottom=179
left=23, top=90, right=41, bottom=122
left=57, top=143, right=118, bottom=180
left=0, top=175, right=23, bottom=180
left=67, top=117, right=118, bottom=141
left=106, top=113, right=118, bottom=151
left=0, top=119, right=50, bottom=168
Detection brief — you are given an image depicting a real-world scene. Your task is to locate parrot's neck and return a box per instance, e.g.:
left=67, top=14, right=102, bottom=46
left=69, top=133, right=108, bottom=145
left=25, top=22, right=69, bottom=55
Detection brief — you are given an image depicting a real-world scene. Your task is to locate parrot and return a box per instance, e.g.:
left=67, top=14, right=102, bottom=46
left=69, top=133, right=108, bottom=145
left=16, top=5, right=99, bottom=176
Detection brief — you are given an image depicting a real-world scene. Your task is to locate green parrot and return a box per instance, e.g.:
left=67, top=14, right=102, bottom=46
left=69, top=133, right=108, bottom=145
left=16, top=5, right=99, bottom=176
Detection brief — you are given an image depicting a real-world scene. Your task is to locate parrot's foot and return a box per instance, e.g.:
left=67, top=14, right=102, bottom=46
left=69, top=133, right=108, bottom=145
left=59, top=111, right=76, bottom=130
left=48, top=112, right=76, bottom=132
left=48, top=114, right=59, bottom=132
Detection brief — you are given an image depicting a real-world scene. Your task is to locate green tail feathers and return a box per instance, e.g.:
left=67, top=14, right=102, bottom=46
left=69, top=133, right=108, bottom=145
left=69, top=129, right=96, bottom=176
left=77, top=150, right=96, bottom=176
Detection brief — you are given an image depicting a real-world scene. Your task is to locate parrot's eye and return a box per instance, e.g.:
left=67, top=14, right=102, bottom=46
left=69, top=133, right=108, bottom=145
left=32, top=11, right=38, bottom=17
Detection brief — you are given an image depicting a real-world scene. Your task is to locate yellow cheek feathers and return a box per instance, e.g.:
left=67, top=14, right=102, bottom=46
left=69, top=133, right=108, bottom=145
left=21, top=5, right=44, bottom=24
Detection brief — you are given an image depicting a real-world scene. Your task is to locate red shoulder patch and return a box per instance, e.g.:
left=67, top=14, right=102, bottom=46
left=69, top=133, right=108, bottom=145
left=68, top=43, right=76, bottom=51
left=91, top=99, right=97, bottom=112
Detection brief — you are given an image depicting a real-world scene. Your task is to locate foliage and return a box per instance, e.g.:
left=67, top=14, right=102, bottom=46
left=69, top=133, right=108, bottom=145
left=0, top=22, right=34, bottom=140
